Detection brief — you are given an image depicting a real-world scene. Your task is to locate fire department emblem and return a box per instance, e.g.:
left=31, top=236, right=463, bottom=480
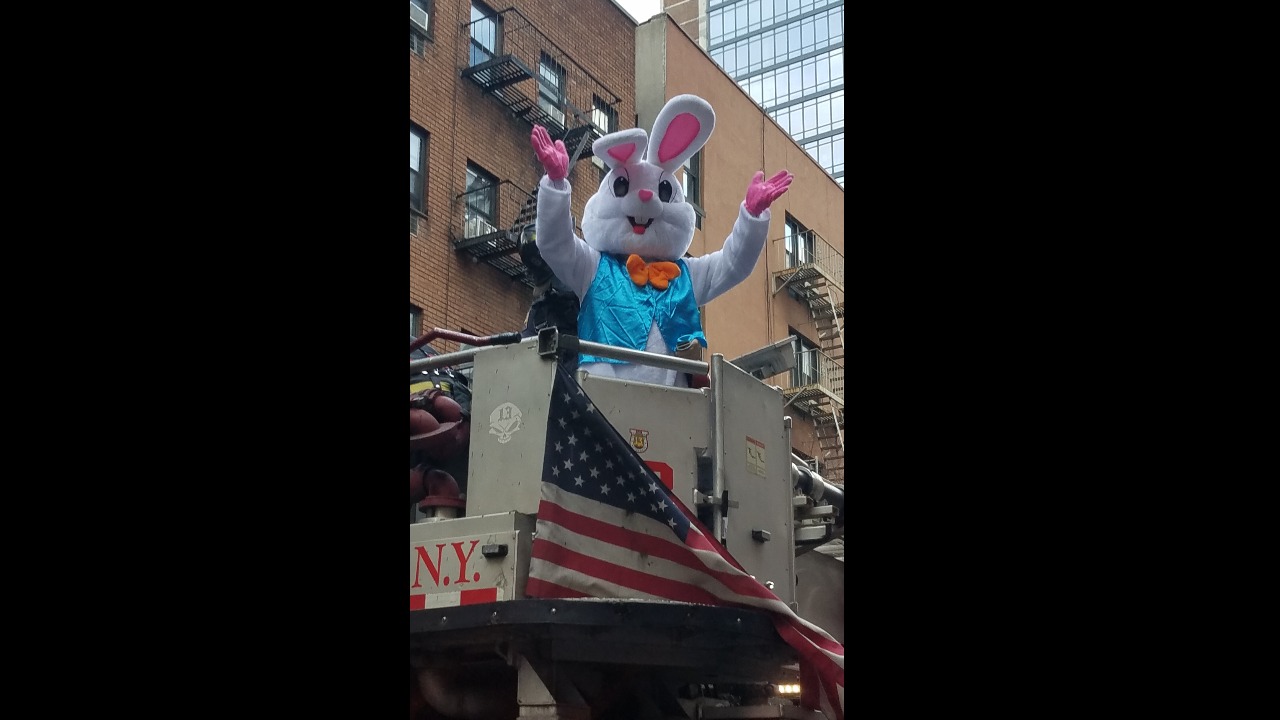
left=629, top=428, right=650, bottom=453
left=489, top=402, right=522, bottom=443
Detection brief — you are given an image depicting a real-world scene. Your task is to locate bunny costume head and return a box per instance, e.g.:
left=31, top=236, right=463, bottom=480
left=581, top=95, right=714, bottom=261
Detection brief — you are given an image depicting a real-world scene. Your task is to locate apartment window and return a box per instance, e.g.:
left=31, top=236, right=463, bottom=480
left=464, top=162, right=498, bottom=237
left=791, top=333, right=819, bottom=388
left=410, top=305, right=423, bottom=339
left=538, top=53, right=566, bottom=127
left=410, top=0, right=432, bottom=44
left=469, top=2, right=499, bottom=67
left=410, top=124, right=428, bottom=213
left=592, top=96, right=617, bottom=133
left=784, top=214, right=813, bottom=268
left=681, top=151, right=703, bottom=230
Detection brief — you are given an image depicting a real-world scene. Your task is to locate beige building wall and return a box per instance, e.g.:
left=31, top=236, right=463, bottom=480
left=636, top=14, right=845, bottom=469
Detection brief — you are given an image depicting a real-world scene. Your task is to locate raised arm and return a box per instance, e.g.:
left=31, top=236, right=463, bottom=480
left=531, top=125, right=599, bottom=298
left=686, top=170, right=793, bottom=304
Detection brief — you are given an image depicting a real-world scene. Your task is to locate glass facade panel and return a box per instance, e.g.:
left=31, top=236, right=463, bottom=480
left=703, top=0, right=844, bottom=186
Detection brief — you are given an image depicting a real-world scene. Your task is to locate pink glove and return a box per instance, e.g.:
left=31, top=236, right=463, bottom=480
left=531, top=125, right=569, bottom=182
left=744, top=170, right=793, bottom=217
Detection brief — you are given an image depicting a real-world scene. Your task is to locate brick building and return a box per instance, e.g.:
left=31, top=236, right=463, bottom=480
left=409, top=0, right=636, bottom=345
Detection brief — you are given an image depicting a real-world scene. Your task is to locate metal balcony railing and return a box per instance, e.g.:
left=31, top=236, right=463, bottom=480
left=462, top=7, right=621, bottom=158
left=784, top=347, right=843, bottom=417
left=452, top=180, right=538, bottom=286
left=771, top=228, right=844, bottom=297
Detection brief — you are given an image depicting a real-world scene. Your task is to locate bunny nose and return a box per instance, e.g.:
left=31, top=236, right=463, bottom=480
left=638, top=189, right=653, bottom=202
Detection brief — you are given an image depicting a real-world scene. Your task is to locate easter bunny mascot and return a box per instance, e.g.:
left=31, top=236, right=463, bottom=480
left=530, top=94, right=793, bottom=387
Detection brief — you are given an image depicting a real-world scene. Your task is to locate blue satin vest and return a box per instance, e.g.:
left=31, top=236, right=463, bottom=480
left=578, top=255, right=707, bottom=365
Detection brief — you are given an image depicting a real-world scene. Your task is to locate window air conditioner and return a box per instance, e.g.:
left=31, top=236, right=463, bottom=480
left=410, top=3, right=430, bottom=34
left=465, top=216, right=497, bottom=239
left=539, top=98, right=566, bottom=127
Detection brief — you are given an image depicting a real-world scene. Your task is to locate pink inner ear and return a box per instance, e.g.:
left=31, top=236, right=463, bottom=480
left=658, top=113, right=700, bottom=164
left=607, top=143, right=637, bottom=163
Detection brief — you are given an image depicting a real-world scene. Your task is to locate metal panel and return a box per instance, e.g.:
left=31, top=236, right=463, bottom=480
left=409, top=512, right=536, bottom=605
left=465, top=342, right=560, bottom=516
left=711, top=355, right=796, bottom=605
left=409, top=599, right=799, bottom=681
left=577, top=374, right=711, bottom=505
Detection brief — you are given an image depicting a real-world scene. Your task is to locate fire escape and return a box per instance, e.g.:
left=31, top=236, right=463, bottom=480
left=772, top=230, right=845, bottom=484
left=453, top=7, right=621, bottom=285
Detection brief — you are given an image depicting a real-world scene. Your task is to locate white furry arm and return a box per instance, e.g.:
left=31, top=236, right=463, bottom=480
left=534, top=175, right=599, bottom=297
left=686, top=203, right=772, bottom=304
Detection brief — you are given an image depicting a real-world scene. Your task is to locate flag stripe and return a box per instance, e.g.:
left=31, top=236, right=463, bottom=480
left=668, top=493, right=748, bottom=571
left=788, top=618, right=846, bottom=657
left=537, top=489, right=844, bottom=657
left=773, top=616, right=845, bottom=692
left=538, top=487, right=784, bottom=600
left=535, top=496, right=784, bottom=609
left=534, top=492, right=845, bottom=660
left=541, top=487, right=749, bottom=577
left=530, top=559, right=670, bottom=602
left=531, top=535, right=728, bottom=606
left=523, top=576, right=591, bottom=599
left=536, top=497, right=781, bottom=602
left=531, top=525, right=742, bottom=607
left=773, top=614, right=844, bottom=712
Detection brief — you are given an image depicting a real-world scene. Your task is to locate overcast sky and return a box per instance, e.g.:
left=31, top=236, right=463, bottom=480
left=615, top=0, right=662, bottom=23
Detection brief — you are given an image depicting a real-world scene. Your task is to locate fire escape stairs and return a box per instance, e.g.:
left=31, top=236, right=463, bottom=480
left=812, top=285, right=844, bottom=486
left=454, top=7, right=619, bottom=286
left=507, top=128, right=594, bottom=258
left=773, top=254, right=844, bottom=486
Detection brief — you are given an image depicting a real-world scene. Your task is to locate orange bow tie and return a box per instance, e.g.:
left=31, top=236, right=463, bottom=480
left=626, top=255, right=681, bottom=290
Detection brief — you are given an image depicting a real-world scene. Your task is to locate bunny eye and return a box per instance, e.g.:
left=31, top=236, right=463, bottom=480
left=658, top=180, right=673, bottom=202
left=612, top=177, right=629, bottom=197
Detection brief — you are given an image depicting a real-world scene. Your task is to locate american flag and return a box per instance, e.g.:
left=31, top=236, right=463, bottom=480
left=526, top=365, right=845, bottom=719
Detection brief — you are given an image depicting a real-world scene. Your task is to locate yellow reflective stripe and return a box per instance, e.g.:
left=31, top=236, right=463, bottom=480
left=410, top=379, right=452, bottom=395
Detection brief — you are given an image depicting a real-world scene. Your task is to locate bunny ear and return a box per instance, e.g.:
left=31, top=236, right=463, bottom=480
left=592, top=129, right=648, bottom=172
left=645, top=94, right=715, bottom=173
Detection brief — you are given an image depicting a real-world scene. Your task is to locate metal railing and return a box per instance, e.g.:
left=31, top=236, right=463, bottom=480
left=463, top=7, right=621, bottom=136
left=451, top=180, right=539, bottom=285
left=452, top=180, right=536, bottom=251
left=772, top=228, right=844, bottom=290
left=789, top=347, right=844, bottom=404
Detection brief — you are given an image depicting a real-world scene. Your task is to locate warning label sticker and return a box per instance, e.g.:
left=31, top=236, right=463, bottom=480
left=746, top=436, right=766, bottom=477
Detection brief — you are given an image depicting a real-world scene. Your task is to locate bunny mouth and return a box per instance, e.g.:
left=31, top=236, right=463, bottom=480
left=627, top=216, right=655, bottom=235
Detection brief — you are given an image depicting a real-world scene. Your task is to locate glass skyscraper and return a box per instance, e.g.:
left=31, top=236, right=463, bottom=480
left=673, top=0, right=845, bottom=187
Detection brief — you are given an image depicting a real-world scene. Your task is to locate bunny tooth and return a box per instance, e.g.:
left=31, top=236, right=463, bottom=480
left=626, top=216, right=655, bottom=235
